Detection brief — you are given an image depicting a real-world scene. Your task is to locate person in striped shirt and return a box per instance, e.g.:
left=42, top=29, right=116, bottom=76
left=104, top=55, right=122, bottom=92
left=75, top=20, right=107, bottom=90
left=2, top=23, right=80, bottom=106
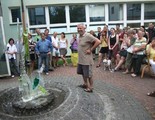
left=131, top=30, right=147, bottom=77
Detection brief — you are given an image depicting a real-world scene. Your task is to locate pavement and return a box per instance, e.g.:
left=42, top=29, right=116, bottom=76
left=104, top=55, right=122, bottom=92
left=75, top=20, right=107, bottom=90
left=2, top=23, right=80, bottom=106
left=0, top=61, right=155, bottom=120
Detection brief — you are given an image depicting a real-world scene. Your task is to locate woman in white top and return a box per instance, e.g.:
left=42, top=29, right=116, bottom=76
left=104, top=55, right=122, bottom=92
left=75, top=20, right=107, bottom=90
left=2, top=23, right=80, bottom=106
left=59, top=32, right=68, bottom=66
left=52, top=32, right=59, bottom=67
left=6, top=38, right=19, bottom=77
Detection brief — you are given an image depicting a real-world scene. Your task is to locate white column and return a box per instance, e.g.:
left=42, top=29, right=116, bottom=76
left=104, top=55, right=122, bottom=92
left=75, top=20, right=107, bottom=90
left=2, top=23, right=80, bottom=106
left=105, top=4, right=109, bottom=25
left=123, top=3, right=127, bottom=27
left=85, top=5, right=90, bottom=31
left=141, top=3, right=144, bottom=26
left=65, top=5, right=70, bottom=32
left=45, top=6, right=50, bottom=31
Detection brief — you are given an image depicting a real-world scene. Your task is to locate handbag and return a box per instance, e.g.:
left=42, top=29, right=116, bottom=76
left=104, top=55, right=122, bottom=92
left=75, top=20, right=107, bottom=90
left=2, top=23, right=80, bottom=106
left=70, top=40, right=76, bottom=50
left=70, top=45, right=73, bottom=50
left=127, top=45, right=134, bottom=53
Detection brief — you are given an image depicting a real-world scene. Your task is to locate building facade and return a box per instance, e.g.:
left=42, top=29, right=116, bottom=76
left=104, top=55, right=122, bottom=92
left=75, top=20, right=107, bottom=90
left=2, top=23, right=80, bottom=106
left=1, top=0, right=155, bottom=41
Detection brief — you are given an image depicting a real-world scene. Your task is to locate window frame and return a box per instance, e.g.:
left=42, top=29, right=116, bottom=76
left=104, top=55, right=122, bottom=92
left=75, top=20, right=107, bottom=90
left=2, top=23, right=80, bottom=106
left=48, top=5, right=66, bottom=24
left=9, top=7, right=21, bottom=24
left=108, top=3, right=123, bottom=21
left=88, top=4, right=105, bottom=22
left=127, top=3, right=141, bottom=21
left=28, top=6, right=46, bottom=26
left=69, top=5, right=86, bottom=23
left=144, top=3, right=155, bottom=20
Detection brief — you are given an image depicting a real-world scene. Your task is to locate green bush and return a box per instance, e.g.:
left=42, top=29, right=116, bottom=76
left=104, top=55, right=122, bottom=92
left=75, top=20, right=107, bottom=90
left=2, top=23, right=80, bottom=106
left=57, top=58, right=71, bottom=65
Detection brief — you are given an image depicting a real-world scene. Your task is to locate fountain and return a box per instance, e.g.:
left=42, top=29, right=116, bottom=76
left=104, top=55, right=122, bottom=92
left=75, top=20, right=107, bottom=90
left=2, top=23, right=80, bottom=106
left=0, top=31, right=67, bottom=119
left=13, top=63, right=55, bottom=111
left=0, top=45, right=67, bottom=118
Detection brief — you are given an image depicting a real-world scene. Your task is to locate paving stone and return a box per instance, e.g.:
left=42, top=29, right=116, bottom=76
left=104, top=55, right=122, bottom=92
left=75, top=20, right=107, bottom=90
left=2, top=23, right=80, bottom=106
left=0, top=64, right=153, bottom=120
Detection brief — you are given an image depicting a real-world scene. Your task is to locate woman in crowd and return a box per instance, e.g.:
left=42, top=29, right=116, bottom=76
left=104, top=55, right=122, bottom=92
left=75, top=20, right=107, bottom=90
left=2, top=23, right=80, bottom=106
left=70, top=33, right=79, bottom=67
left=146, top=37, right=155, bottom=74
left=108, top=28, right=119, bottom=65
left=123, top=29, right=137, bottom=74
left=6, top=38, right=19, bottom=77
left=52, top=32, right=59, bottom=68
left=146, top=38, right=155, bottom=97
left=131, top=30, right=147, bottom=77
left=70, top=33, right=78, bottom=53
left=112, top=33, right=129, bottom=72
left=96, top=30, right=108, bottom=67
left=103, top=24, right=111, bottom=36
left=140, top=26, right=149, bottom=43
left=59, top=32, right=68, bottom=66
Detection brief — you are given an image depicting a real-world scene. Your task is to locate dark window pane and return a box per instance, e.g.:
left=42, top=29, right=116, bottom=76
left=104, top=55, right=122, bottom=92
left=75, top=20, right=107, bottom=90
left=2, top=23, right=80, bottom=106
left=28, top=7, right=46, bottom=25
left=127, top=4, right=141, bottom=20
left=109, top=4, right=123, bottom=21
left=49, top=6, right=66, bottom=24
left=144, top=3, right=155, bottom=19
left=11, top=8, right=21, bottom=22
left=70, top=5, right=86, bottom=22
left=127, top=23, right=140, bottom=28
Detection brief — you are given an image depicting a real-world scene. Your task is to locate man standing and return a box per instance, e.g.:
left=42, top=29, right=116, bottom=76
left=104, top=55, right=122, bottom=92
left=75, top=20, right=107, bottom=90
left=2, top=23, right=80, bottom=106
left=77, top=23, right=101, bottom=92
left=147, top=23, right=155, bottom=44
left=35, top=33, right=52, bottom=75
left=45, top=29, right=52, bottom=42
left=44, top=29, right=54, bottom=71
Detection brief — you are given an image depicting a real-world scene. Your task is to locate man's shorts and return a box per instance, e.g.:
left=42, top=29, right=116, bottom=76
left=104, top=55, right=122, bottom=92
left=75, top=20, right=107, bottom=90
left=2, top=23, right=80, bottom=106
left=77, top=64, right=93, bottom=78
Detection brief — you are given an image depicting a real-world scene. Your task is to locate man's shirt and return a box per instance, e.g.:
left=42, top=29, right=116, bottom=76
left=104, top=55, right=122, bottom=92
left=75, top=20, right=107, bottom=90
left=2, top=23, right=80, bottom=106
left=35, top=39, right=52, bottom=54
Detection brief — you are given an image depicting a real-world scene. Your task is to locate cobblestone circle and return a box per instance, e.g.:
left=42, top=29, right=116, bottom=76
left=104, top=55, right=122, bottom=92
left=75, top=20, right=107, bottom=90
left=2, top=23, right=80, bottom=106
left=0, top=75, right=152, bottom=120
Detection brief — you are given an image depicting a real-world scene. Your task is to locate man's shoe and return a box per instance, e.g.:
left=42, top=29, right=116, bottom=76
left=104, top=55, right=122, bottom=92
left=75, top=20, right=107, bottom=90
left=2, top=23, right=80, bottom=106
left=46, top=72, right=49, bottom=75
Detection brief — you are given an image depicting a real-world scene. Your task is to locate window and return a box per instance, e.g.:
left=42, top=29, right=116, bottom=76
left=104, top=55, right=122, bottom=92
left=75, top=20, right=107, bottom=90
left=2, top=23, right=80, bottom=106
left=127, top=4, right=141, bottom=20
left=69, top=5, right=86, bottom=22
left=70, top=26, right=78, bottom=33
left=49, top=6, right=66, bottom=24
left=28, top=7, right=46, bottom=25
left=109, top=4, right=123, bottom=21
left=89, top=5, right=105, bottom=22
left=144, top=3, right=155, bottom=19
left=10, top=8, right=21, bottom=23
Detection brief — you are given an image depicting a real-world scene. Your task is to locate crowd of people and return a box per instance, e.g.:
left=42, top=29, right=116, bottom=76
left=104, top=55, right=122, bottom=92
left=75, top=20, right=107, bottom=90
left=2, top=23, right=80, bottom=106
left=5, top=22, right=155, bottom=95
left=6, top=29, right=69, bottom=77
left=96, top=23, right=155, bottom=79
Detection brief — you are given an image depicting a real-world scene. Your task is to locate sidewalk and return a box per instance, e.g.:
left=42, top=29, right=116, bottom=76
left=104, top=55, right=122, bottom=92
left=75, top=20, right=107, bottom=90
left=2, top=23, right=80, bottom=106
left=0, top=61, right=154, bottom=120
